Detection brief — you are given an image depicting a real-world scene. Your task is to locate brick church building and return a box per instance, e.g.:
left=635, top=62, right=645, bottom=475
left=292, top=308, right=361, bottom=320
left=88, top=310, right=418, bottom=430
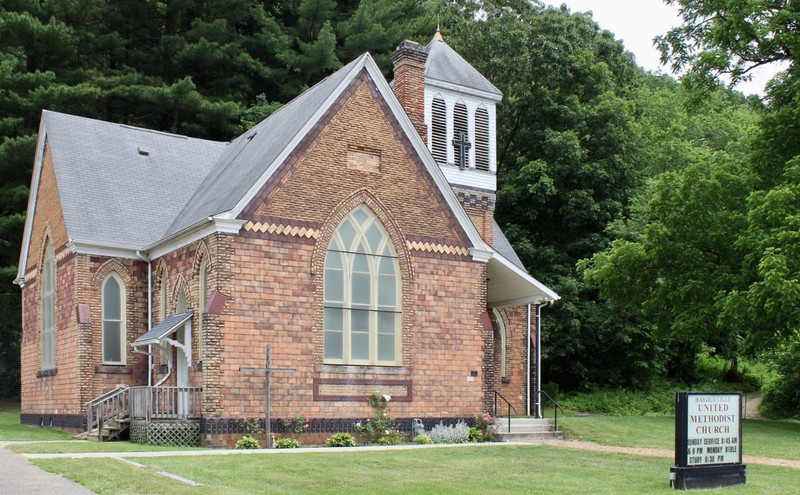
left=15, top=32, right=558, bottom=446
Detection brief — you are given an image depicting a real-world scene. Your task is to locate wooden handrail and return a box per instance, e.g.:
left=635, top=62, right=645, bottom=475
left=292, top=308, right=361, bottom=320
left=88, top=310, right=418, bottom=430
left=129, top=386, right=202, bottom=421
left=86, top=387, right=129, bottom=441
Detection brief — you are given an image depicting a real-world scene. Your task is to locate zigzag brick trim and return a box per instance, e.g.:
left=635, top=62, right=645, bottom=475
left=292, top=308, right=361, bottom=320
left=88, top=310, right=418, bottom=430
left=243, top=221, right=320, bottom=239
left=406, top=240, right=470, bottom=256
left=243, top=221, right=469, bottom=256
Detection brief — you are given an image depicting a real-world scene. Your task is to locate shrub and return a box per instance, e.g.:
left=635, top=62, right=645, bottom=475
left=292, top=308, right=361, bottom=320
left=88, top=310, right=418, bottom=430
left=761, top=337, right=800, bottom=418
left=375, top=433, right=405, bottom=445
left=474, top=411, right=497, bottom=441
left=429, top=421, right=470, bottom=444
left=559, top=388, right=675, bottom=416
left=413, top=434, right=432, bottom=444
left=468, top=427, right=482, bottom=442
left=326, top=433, right=357, bottom=447
left=235, top=435, right=260, bottom=449
left=274, top=437, right=301, bottom=449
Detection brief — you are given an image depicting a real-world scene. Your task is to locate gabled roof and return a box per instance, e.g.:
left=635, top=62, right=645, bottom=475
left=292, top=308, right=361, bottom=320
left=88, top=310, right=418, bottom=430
left=425, top=39, right=503, bottom=99
left=166, top=55, right=366, bottom=236
left=132, top=311, right=193, bottom=347
left=40, top=111, right=226, bottom=249
left=17, top=50, right=558, bottom=304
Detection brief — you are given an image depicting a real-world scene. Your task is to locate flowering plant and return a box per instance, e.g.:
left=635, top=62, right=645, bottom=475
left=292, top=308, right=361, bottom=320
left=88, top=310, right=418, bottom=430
left=474, top=411, right=498, bottom=432
left=354, top=392, right=402, bottom=443
left=281, top=411, right=311, bottom=435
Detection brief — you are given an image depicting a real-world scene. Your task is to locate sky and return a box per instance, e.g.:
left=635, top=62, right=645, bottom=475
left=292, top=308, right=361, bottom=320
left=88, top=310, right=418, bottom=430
left=541, top=0, right=781, bottom=96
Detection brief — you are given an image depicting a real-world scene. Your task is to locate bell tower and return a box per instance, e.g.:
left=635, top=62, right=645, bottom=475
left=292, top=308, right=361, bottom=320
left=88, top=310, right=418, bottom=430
left=423, top=28, right=502, bottom=243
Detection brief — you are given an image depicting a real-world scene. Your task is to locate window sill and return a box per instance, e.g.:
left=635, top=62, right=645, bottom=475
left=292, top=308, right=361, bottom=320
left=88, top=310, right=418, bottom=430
left=317, top=363, right=409, bottom=376
left=36, top=368, right=57, bottom=378
left=96, top=365, right=132, bottom=374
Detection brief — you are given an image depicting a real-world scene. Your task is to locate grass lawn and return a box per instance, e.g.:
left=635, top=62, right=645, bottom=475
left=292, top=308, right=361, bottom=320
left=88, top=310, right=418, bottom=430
left=4, top=403, right=798, bottom=494
left=560, top=415, right=800, bottom=460
left=7, top=441, right=203, bottom=454
left=0, top=403, right=73, bottom=441
left=30, top=445, right=800, bottom=495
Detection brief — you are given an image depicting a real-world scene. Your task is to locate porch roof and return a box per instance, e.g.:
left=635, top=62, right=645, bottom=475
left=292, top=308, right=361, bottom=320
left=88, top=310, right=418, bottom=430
left=132, top=311, right=193, bottom=347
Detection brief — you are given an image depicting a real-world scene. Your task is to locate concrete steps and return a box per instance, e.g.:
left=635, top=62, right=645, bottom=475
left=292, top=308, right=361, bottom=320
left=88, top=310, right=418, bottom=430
left=493, top=417, right=563, bottom=442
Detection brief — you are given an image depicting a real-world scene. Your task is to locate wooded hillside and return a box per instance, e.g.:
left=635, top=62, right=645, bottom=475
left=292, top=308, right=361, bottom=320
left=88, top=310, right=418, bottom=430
left=2, top=0, right=797, bottom=417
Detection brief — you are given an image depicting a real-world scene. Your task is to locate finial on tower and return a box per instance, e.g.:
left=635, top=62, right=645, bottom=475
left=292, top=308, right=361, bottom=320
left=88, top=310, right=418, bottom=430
left=433, top=16, right=444, bottom=42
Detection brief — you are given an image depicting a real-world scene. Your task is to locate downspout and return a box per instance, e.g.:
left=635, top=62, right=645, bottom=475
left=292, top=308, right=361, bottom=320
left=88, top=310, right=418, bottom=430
left=136, top=250, right=152, bottom=387
left=526, top=304, right=531, bottom=417
left=536, top=301, right=549, bottom=418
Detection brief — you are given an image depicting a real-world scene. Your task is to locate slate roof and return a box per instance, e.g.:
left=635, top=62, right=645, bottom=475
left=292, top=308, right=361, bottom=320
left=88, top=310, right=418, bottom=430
left=425, top=39, right=503, bottom=97
left=132, top=311, right=193, bottom=346
left=492, top=220, right=527, bottom=272
left=166, top=55, right=366, bottom=236
left=43, top=111, right=227, bottom=248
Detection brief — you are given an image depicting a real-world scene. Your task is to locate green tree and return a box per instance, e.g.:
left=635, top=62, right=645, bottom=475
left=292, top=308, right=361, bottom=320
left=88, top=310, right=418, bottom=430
left=444, top=2, right=650, bottom=390
left=656, top=0, right=796, bottom=90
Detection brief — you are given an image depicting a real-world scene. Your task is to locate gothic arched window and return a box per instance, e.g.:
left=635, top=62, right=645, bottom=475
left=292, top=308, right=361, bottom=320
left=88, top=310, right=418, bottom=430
left=40, top=242, right=56, bottom=370
left=102, top=273, right=126, bottom=364
left=324, top=206, right=401, bottom=365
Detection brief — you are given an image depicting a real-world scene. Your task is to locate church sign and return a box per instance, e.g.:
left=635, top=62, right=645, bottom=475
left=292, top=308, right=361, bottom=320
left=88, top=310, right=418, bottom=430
left=671, top=392, right=746, bottom=489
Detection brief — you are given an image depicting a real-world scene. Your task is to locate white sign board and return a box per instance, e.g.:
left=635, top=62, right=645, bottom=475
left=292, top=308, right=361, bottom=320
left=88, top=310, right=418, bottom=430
left=685, top=394, right=741, bottom=466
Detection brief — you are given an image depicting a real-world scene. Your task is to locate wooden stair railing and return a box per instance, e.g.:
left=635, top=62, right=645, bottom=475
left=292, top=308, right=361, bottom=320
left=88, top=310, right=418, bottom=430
left=86, top=386, right=130, bottom=441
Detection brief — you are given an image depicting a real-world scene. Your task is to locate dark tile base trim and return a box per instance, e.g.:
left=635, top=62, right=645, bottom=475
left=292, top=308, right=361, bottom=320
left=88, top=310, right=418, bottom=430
left=201, top=416, right=474, bottom=435
left=21, top=413, right=85, bottom=430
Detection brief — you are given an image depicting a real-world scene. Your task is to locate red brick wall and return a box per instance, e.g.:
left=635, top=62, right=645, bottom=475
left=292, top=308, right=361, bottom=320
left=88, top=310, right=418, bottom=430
left=491, top=306, right=532, bottom=413
left=20, top=145, right=83, bottom=416
left=211, top=70, right=489, bottom=420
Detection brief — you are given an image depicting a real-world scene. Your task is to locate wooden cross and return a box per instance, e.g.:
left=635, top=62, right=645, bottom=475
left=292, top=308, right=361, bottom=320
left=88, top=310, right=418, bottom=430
left=239, top=344, right=295, bottom=448
left=453, top=132, right=472, bottom=170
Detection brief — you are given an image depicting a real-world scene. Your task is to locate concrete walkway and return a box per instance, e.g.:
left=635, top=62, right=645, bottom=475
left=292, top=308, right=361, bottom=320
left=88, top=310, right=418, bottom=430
left=0, top=446, right=97, bottom=495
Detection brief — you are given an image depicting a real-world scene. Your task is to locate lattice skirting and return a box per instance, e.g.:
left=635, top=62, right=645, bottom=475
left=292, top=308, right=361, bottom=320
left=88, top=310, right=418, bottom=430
left=130, top=420, right=201, bottom=447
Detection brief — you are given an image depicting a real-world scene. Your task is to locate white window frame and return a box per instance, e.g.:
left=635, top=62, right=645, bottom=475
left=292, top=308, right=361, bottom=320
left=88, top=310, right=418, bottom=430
left=493, top=308, right=507, bottom=378
left=101, top=272, right=126, bottom=365
left=40, top=242, right=56, bottom=371
left=323, top=206, right=401, bottom=366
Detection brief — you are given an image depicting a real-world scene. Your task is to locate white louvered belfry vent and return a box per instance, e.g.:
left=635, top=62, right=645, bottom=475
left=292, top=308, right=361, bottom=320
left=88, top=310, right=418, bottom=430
left=453, top=102, right=469, bottom=166
left=431, top=97, right=447, bottom=164
left=475, top=106, right=490, bottom=171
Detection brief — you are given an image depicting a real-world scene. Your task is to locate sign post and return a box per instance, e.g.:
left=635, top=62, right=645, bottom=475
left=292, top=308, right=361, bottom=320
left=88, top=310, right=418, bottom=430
left=239, top=344, right=295, bottom=448
left=671, top=392, right=746, bottom=489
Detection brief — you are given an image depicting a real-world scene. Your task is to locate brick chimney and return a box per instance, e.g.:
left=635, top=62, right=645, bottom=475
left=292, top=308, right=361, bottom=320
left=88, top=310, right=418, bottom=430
left=392, top=40, right=428, bottom=144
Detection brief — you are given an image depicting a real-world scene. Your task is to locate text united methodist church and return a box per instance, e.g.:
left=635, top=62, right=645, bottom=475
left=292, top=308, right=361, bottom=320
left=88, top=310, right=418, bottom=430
left=16, top=31, right=558, bottom=446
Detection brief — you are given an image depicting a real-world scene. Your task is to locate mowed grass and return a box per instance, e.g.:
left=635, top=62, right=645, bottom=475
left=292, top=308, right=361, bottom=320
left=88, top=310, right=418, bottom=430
left=560, top=415, right=800, bottom=460
left=4, top=403, right=798, bottom=494
left=0, top=403, right=72, bottom=441
left=31, top=445, right=800, bottom=495
left=7, top=441, right=203, bottom=454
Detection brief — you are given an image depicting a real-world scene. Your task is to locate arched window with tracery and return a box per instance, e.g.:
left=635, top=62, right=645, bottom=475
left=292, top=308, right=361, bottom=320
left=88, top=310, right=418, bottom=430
left=323, top=205, right=401, bottom=365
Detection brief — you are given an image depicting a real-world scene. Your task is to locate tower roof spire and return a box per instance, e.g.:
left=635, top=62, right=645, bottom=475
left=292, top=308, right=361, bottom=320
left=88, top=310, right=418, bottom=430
left=433, top=17, right=444, bottom=42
